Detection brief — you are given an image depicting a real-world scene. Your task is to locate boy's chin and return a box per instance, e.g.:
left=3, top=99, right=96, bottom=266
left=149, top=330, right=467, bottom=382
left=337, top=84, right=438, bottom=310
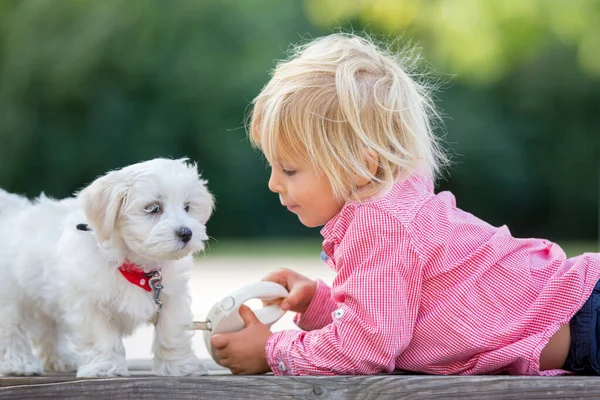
left=297, top=215, right=326, bottom=228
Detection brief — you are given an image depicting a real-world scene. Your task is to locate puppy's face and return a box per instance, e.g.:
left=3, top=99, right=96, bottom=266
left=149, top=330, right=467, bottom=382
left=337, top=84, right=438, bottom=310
left=80, top=158, right=214, bottom=261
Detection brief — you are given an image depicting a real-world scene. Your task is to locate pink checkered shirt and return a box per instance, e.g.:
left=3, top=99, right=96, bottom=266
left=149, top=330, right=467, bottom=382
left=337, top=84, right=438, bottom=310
left=265, top=174, right=600, bottom=376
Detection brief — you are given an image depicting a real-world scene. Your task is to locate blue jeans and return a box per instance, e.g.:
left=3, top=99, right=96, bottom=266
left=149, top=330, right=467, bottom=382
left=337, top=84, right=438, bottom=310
left=563, top=280, right=600, bottom=374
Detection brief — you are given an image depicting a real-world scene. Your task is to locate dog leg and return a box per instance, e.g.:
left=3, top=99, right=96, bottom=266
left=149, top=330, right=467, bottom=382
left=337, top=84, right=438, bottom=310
left=152, top=292, right=207, bottom=376
left=65, top=307, right=129, bottom=378
left=0, top=305, right=43, bottom=376
left=30, top=315, right=78, bottom=373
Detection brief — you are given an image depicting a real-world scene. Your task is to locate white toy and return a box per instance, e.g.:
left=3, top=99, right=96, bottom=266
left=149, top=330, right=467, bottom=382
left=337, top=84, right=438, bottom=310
left=188, top=281, right=288, bottom=363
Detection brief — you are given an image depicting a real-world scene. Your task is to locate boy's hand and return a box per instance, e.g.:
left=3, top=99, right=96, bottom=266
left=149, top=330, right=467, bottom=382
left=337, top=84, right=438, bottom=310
left=211, top=305, right=272, bottom=375
left=262, top=268, right=317, bottom=313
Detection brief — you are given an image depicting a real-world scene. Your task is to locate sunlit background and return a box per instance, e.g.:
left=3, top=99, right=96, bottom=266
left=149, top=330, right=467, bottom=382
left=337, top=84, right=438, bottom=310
left=0, top=0, right=598, bottom=362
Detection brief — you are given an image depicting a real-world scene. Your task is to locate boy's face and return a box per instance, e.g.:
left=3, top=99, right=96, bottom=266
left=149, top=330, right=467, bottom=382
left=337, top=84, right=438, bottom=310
left=267, top=157, right=343, bottom=228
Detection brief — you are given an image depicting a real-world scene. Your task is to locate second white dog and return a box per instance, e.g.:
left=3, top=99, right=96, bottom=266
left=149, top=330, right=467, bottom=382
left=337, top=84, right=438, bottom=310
left=0, top=158, right=214, bottom=377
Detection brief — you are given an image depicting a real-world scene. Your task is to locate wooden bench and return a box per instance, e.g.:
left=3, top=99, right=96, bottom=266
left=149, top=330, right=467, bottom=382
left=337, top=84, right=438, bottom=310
left=2, top=360, right=599, bottom=399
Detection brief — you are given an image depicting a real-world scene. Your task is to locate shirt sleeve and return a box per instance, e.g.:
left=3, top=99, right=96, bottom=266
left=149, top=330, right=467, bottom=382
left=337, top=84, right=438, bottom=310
left=293, top=279, right=337, bottom=331
left=266, top=206, right=424, bottom=375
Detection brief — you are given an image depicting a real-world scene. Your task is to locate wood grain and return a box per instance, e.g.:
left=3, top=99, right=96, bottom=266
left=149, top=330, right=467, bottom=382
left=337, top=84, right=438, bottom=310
left=1, top=360, right=597, bottom=399
left=2, top=374, right=600, bottom=400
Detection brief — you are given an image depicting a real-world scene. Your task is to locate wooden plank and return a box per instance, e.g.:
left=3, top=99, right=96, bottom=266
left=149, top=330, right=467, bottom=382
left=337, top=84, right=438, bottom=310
left=0, top=359, right=228, bottom=388
left=2, top=374, right=600, bottom=400
left=2, top=360, right=598, bottom=399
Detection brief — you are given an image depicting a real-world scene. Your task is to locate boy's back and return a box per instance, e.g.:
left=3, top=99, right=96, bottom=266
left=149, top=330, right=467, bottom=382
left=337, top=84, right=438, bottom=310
left=335, top=173, right=599, bottom=374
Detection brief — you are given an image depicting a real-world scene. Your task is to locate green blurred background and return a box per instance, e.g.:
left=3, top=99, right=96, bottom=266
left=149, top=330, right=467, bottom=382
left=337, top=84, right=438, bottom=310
left=0, top=0, right=599, bottom=255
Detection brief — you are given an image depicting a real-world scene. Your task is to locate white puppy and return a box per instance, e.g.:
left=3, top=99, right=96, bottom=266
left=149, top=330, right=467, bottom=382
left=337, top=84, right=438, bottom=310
left=0, top=158, right=214, bottom=377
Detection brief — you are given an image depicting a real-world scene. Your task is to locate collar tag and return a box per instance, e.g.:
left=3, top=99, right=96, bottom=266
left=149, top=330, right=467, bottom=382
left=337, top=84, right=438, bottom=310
left=117, top=262, right=163, bottom=325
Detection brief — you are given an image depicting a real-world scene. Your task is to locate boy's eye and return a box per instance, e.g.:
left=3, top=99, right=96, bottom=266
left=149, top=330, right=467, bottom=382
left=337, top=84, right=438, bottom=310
left=282, top=169, right=297, bottom=176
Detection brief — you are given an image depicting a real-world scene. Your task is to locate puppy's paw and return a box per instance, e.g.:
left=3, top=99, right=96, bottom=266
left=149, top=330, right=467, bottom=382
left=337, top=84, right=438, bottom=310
left=42, top=356, right=77, bottom=373
left=0, top=354, right=43, bottom=376
left=153, top=354, right=207, bottom=376
left=76, top=359, right=129, bottom=378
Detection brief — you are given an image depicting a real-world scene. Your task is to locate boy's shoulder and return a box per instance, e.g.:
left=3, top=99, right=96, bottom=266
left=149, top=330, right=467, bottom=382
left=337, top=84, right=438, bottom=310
left=323, top=174, right=438, bottom=241
left=365, top=174, right=436, bottom=225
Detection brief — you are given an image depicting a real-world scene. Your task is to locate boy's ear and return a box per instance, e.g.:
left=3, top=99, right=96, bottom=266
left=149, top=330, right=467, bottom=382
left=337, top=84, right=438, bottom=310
left=356, top=149, right=379, bottom=188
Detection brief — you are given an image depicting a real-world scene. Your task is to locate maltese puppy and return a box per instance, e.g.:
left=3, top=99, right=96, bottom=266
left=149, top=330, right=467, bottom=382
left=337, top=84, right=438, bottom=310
left=0, top=158, right=214, bottom=377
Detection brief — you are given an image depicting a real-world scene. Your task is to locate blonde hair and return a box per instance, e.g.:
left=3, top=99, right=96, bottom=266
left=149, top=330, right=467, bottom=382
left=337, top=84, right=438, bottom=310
left=249, top=33, right=448, bottom=201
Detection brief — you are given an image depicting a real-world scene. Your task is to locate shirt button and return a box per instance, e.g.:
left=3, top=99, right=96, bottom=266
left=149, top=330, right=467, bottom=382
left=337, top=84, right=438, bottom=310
left=320, top=251, right=329, bottom=262
left=139, top=279, right=146, bottom=285
left=278, top=361, right=287, bottom=372
left=334, top=309, right=344, bottom=319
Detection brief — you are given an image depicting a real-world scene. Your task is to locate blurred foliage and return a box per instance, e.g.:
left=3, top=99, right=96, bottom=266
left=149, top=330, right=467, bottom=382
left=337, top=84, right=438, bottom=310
left=0, top=0, right=598, bottom=242
left=302, top=0, right=600, bottom=241
left=202, top=239, right=598, bottom=258
left=0, top=0, right=319, bottom=238
left=305, top=0, right=600, bottom=83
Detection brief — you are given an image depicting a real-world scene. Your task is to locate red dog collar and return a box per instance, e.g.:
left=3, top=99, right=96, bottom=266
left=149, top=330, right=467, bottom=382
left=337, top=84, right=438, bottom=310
left=118, top=261, right=159, bottom=292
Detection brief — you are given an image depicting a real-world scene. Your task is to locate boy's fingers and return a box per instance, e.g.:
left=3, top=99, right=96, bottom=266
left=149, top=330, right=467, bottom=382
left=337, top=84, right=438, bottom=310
left=280, top=298, right=291, bottom=311
left=287, top=283, right=318, bottom=313
left=218, top=357, right=231, bottom=368
left=262, top=298, right=283, bottom=307
left=211, top=334, right=228, bottom=349
left=283, top=286, right=310, bottom=309
left=239, top=304, right=260, bottom=325
left=262, top=268, right=293, bottom=288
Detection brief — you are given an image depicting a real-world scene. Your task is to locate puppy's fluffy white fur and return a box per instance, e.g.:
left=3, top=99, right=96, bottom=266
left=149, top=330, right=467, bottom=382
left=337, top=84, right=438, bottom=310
left=0, top=158, right=214, bottom=377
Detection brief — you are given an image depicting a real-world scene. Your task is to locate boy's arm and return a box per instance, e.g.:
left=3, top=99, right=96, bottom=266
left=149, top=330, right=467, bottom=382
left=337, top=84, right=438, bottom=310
left=265, top=260, right=421, bottom=375
left=266, top=207, right=423, bottom=376
left=293, top=279, right=337, bottom=331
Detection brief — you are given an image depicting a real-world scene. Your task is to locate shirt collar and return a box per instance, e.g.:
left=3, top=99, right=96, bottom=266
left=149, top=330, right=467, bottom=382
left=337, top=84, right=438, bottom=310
left=320, top=173, right=434, bottom=260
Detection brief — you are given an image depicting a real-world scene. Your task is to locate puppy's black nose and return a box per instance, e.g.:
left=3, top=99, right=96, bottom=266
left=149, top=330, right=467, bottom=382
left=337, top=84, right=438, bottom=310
left=176, top=227, right=193, bottom=243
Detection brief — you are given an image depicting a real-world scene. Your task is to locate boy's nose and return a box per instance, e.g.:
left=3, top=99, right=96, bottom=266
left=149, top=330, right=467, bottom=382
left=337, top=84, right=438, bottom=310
left=268, top=171, right=283, bottom=194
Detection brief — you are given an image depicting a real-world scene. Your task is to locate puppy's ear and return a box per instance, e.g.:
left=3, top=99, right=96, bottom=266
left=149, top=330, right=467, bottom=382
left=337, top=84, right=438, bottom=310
left=79, top=171, right=129, bottom=243
left=198, top=178, right=215, bottom=224
left=183, top=158, right=215, bottom=224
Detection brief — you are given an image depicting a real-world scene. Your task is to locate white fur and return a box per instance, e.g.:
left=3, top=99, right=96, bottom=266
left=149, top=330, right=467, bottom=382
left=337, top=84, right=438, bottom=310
left=0, top=158, right=214, bottom=377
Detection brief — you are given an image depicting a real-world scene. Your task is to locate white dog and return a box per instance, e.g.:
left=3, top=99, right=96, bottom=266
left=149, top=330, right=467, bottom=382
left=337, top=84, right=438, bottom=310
left=0, top=158, right=214, bottom=377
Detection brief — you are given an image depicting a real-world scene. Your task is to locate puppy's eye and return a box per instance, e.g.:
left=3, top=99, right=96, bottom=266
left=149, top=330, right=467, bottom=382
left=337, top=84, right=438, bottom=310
left=144, top=203, right=163, bottom=214
left=184, top=203, right=190, bottom=213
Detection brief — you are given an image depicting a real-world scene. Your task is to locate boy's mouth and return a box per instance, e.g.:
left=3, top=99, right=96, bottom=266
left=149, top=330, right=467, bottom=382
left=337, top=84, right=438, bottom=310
left=283, top=204, right=299, bottom=212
